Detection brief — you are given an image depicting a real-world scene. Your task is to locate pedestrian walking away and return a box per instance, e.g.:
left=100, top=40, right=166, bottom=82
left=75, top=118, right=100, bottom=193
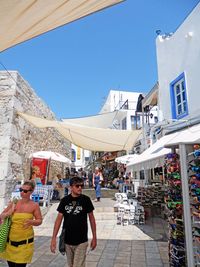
left=93, top=167, right=103, bottom=202
left=50, top=176, right=97, bottom=267
left=0, top=181, right=43, bottom=267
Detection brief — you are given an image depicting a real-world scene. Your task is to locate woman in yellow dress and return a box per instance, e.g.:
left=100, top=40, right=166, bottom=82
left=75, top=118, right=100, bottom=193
left=0, top=181, right=42, bottom=267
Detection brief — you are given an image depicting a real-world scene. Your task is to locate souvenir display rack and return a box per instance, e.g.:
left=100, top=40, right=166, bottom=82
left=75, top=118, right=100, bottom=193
left=164, top=152, right=186, bottom=266
left=137, top=184, right=165, bottom=217
left=188, top=145, right=200, bottom=266
left=115, top=192, right=145, bottom=225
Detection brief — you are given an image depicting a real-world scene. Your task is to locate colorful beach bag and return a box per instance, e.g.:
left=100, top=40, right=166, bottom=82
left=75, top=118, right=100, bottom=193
left=0, top=217, right=11, bottom=252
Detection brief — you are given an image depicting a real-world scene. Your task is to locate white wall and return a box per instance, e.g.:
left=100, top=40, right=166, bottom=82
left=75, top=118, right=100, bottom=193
left=100, top=90, right=141, bottom=114
left=100, top=90, right=143, bottom=130
left=71, top=144, right=90, bottom=170
left=156, top=3, right=200, bottom=121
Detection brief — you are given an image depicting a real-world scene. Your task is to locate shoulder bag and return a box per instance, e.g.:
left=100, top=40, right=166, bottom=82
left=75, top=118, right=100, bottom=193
left=0, top=200, right=17, bottom=252
left=59, top=202, right=78, bottom=255
left=0, top=216, right=11, bottom=252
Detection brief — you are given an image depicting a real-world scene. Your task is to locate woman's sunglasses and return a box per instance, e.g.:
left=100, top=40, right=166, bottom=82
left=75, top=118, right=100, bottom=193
left=74, top=184, right=84, bottom=188
left=19, top=188, right=33, bottom=193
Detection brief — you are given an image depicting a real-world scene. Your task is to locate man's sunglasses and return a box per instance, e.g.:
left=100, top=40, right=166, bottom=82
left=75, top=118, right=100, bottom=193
left=19, top=188, right=33, bottom=193
left=74, top=184, right=84, bottom=188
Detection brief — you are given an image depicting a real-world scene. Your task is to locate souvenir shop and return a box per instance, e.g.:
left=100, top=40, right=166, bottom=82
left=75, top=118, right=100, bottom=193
left=125, top=123, right=200, bottom=266
left=164, top=139, right=200, bottom=266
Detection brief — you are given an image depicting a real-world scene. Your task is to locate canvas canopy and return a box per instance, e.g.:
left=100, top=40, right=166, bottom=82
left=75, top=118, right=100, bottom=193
left=0, top=0, right=124, bottom=52
left=164, top=123, right=200, bottom=147
left=126, top=123, right=200, bottom=171
left=126, top=134, right=177, bottom=171
left=30, top=151, right=71, bottom=165
left=18, top=112, right=141, bottom=152
left=62, top=110, right=126, bottom=128
left=115, top=154, right=139, bottom=164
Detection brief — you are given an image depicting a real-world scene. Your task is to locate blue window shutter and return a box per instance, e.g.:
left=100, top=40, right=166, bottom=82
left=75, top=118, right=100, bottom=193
left=169, top=72, right=188, bottom=120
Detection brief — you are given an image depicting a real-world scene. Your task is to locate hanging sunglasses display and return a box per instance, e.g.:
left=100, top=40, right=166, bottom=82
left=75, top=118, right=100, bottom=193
left=164, top=152, right=186, bottom=267
left=188, top=145, right=200, bottom=266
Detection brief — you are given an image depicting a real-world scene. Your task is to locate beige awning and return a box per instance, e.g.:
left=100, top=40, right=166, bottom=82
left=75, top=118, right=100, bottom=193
left=18, top=112, right=142, bottom=152
left=62, top=110, right=126, bottom=128
left=0, top=0, right=124, bottom=52
left=115, top=154, right=139, bottom=164
left=165, top=123, right=200, bottom=147
left=142, top=82, right=158, bottom=107
left=126, top=134, right=177, bottom=171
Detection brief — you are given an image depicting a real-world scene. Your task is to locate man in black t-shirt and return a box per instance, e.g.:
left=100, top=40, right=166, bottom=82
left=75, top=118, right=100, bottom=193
left=50, top=177, right=97, bottom=267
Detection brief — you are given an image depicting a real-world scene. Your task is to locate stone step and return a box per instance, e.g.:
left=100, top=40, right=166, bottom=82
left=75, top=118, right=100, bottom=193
left=94, top=212, right=116, bottom=220
left=95, top=206, right=114, bottom=212
left=93, top=199, right=116, bottom=220
left=83, top=188, right=118, bottom=199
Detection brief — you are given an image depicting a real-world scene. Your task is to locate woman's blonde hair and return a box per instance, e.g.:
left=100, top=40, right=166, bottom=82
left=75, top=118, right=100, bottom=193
left=23, top=180, right=35, bottom=191
left=32, top=166, right=40, bottom=173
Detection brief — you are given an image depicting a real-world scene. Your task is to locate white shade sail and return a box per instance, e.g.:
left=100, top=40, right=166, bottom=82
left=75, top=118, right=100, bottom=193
left=115, top=154, right=139, bottom=164
left=126, top=123, right=200, bottom=171
left=165, top=123, right=200, bottom=147
left=0, top=0, right=124, bottom=52
left=30, top=151, right=71, bottom=165
left=62, top=110, right=126, bottom=128
left=126, top=134, right=177, bottom=171
left=18, top=112, right=142, bottom=152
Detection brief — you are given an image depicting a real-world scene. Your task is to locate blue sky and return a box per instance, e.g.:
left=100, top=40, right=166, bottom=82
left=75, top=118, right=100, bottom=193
left=0, top=0, right=199, bottom=119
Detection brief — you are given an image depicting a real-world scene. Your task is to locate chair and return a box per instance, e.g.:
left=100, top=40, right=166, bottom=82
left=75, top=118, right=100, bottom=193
left=122, top=207, right=130, bottom=226
left=117, top=206, right=125, bottom=225
left=38, top=195, right=49, bottom=207
left=33, top=186, right=51, bottom=207
left=115, top=193, right=123, bottom=203
left=129, top=211, right=136, bottom=225
left=31, top=194, right=40, bottom=203
left=135, top=206, right=145, bottom=224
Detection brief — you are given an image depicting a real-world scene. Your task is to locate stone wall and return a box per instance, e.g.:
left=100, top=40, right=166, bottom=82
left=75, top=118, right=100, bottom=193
left=0, top=71, right=71, bottom=210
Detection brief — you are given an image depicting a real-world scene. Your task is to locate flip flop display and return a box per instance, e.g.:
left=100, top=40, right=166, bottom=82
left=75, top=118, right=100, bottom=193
left=189, top=145, right=200, bottom=266
left=164, top=153, right=186, bottom=267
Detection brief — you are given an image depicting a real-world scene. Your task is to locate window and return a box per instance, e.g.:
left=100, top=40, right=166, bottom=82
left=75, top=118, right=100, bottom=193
left=133, top=171, right=138, bottom=179
left=121, top=118, right=127, bottom=130
left=140, top=170, right=145, bottom=180
left=71, top=149, right=76, bottom=162
left=131, top=115, right=141, bottom=129
left=154, top=116, right=158, bottom=123
left=170, top=73, right=188, bottom=119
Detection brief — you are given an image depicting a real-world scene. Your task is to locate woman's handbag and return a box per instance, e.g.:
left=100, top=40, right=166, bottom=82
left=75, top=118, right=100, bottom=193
left=0, top=216, right=11, bottom=252
left=59, top=227, right=66, bottom=255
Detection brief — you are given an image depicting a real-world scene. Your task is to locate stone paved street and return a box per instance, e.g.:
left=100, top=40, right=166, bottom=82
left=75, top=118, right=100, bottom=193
left=0, top=198, right=169, bottom=267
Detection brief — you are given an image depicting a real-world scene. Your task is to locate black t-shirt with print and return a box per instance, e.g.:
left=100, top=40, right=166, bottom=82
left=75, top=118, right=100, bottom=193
left=57, top=194, right=94, bottom=245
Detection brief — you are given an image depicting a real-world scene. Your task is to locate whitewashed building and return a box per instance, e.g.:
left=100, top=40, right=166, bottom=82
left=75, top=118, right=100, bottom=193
left=100, top=90, right=143, bottom=131
left=127, top=2, right=200, bottom=190
left=71, top=144, right=90, bottom=171
left=156, top=3, right=200, bottom=129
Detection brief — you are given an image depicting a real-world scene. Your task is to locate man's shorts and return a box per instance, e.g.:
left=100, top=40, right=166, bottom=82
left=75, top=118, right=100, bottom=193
left=65, top=241, right=88, bottom=267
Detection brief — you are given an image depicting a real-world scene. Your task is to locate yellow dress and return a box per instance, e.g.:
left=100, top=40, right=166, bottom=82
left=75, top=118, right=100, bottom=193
left=0, top=213, right=34, bottom=264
